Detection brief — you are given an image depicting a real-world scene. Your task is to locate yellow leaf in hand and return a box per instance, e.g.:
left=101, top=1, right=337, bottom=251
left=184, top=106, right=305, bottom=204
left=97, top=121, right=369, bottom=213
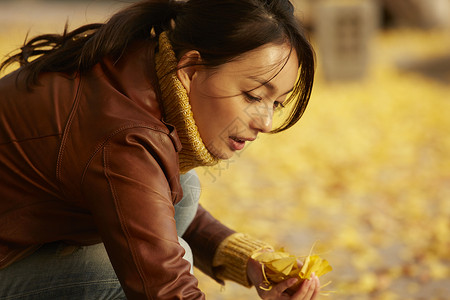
left=251, top=250, right=290, bottom=263
left=271, top=257, right=297, bottom=276
left=252, top=246, right=332, bottom=294
left=300, top=255, right=332, bottom=279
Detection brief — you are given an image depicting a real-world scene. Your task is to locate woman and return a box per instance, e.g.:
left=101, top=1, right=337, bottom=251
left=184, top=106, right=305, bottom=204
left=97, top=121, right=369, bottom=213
left=0, top=0, right=317, bottom=299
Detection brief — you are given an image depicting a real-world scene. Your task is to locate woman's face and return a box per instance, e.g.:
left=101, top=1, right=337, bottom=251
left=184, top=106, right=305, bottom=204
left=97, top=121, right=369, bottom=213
left=177, top=43, right=299, bottom=159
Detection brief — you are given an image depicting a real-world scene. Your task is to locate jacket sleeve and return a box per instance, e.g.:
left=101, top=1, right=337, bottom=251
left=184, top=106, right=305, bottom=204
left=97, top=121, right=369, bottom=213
left=81, top=127, right=204, bottom=300
left=183, top=206, right=273, bottom=287
left=182, top=205, right=234, bottom=283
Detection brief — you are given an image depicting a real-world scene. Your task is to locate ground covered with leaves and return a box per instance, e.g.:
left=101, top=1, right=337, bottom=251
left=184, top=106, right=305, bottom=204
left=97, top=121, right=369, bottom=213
left=1, top=3, right=449, bottom=299
left=196, top=30, right=450, bottom=299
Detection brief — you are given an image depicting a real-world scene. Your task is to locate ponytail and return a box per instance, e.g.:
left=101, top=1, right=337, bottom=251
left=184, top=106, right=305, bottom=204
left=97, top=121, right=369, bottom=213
left=80, top=0, right=180, bottom=68
left=0, top=0, right=180, bottom=87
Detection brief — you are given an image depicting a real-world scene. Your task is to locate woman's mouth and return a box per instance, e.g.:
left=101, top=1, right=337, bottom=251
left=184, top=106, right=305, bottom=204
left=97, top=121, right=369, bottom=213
left=229, top=136, right=254, bottom=151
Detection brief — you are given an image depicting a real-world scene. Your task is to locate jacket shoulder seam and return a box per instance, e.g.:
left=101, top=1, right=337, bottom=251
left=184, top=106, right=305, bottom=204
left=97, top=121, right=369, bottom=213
left=56, top=76, right=83, bottom=185
left=79, top=124, right=173, bottom=188
left=102, top=141, right=152, bottom=297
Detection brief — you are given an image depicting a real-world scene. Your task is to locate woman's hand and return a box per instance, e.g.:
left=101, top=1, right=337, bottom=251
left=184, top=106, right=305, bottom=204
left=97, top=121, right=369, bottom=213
left=247, top=257, right=320, bottom=300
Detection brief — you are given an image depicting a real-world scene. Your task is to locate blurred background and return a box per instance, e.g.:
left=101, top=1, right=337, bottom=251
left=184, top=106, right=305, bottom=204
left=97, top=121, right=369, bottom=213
left=1, top=0, right=449, bottom=299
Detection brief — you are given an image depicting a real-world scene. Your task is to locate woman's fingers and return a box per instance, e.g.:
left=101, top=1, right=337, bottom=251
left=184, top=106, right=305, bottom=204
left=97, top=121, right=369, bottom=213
left=292, top=274, right=320, bottom=300
left=274, top=277, right=299, bottom=294
left=310, top=275, right=321, bottom=300
left=294, top=278, right=312, bottom=299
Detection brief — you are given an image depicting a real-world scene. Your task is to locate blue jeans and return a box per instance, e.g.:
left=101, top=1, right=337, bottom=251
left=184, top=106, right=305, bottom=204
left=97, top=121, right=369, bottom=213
left=0, top=170, right=201, bottom=300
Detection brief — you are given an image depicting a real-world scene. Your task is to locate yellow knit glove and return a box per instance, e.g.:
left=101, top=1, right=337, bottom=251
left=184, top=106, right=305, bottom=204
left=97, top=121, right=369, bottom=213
left=212, top=233, right=273, bottom=287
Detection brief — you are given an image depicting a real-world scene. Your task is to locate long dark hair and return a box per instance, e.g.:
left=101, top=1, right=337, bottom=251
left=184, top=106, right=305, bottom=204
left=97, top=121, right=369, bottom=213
left=0, top=0, right=315, bottom=133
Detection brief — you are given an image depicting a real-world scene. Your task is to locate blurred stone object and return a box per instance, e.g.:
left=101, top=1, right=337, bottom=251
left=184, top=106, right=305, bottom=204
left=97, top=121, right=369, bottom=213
left=313, top=0, right=378, bottom=81
left=379, top=0, right=450, bottom=29
left=398, top=55, right=450, bottom=84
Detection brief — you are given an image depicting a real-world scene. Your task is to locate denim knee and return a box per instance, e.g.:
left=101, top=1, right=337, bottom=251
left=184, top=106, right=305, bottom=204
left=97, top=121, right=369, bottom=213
left=0, top=243, right=126, bottom=300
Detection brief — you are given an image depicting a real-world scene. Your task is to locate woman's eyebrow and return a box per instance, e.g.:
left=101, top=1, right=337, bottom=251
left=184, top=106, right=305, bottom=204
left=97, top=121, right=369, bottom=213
left=250, top=76, right=275, bottom=91
left=250, top=76, right=293, bottom=96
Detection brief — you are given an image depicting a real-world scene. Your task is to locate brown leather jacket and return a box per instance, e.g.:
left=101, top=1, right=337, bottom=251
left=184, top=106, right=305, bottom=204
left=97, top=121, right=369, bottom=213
left=0, top=40, right=234, bottom=299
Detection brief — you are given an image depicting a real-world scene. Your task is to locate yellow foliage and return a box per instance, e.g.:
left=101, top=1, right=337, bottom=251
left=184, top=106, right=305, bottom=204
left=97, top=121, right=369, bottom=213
left=251, top=248, right=332, bottom=294
left=1, top=5, right=449, bottom=299
left=195, top=28, right=450, bottom=300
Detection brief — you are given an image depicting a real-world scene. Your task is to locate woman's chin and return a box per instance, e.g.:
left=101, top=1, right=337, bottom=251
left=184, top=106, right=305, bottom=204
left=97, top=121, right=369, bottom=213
left=214, top=151, right=234, bottom=160
left=207, top=145, right=234, bottom=160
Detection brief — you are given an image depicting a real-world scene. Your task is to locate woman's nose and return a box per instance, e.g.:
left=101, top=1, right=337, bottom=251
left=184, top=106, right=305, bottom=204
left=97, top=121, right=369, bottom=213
left=249, top=102, right=273, bottom=133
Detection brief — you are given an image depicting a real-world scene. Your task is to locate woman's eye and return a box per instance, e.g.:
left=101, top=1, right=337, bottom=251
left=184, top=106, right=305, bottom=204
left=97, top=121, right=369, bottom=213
left=243, top=92, right=262, bottom=102
left=273, top=101, right=285, bottom=109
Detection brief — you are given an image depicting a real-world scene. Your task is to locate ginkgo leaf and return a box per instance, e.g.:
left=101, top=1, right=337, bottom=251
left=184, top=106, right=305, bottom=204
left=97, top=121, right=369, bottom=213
left=251, top=250, right=290, bottom=263
left=270, top=257, right=297, bottom=275
left=252, top=247, right=332, bottom=294
left=300, top=255, right=332, bottom=279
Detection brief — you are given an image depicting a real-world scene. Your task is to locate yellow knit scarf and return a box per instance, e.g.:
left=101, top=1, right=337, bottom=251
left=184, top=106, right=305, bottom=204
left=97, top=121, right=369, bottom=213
left=155, top=32, right=219, bottom=173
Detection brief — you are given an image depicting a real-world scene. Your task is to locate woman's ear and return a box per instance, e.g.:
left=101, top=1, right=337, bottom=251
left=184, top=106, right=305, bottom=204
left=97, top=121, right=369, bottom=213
left=177, top=50, right=202, bottom=94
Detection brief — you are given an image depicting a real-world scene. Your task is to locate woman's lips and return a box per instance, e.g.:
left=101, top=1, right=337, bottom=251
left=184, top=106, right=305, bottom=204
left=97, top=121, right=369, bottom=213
left=229, top=137, right=246, bottom=151
left=229, top=136, right=255, bottom=151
